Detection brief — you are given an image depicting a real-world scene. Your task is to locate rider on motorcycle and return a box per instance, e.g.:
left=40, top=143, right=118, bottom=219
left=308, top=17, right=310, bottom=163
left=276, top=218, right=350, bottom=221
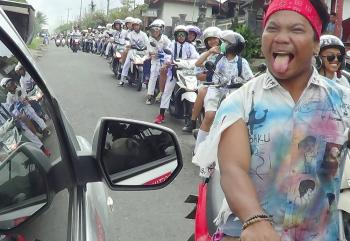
left=193, top=30, right=254, bottom=154
left=146, top=19, right=171, bottom=105
left=105, top=19, right=125, bottom=58
left=182, top=26, right=222, bottom=133
left=154, top=25, right=199, bottom=124
left=118, top=18, right=149, bottom=86
left=186, top=25, right=202, bottom=47
left=317, top=34, right=349, bottom=87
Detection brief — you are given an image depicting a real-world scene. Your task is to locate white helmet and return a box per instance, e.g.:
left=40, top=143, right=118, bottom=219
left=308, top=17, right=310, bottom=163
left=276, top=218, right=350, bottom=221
left=174, top=25, right=187, bottom=35
left=132, top=18, right=142, bottom=25
left=220, top=30, right=245, bottom=54
left=203, top=27, right=221, bottom=41
left=125, top=17, right=134, bottom=24
left=0, top=77, right=12, bottom=88
left=106, top=23, right=113, bottom=30
left=150, top=19, right=165, bottom=28
left=15, top=62, right=23, bottom=72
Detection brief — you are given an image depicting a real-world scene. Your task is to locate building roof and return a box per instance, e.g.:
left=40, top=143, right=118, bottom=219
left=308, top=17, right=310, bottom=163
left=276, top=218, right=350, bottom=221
left=148, top=0, right=219, bottom=7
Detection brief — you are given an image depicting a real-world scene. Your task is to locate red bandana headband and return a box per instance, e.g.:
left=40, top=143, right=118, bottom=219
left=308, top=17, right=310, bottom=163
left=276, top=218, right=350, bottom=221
left=263, top=0, right=323, bottom=39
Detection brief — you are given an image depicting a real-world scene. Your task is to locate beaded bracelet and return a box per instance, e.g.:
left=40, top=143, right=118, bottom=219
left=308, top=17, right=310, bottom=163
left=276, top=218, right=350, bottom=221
left=242, top=215, right=273, bottom=231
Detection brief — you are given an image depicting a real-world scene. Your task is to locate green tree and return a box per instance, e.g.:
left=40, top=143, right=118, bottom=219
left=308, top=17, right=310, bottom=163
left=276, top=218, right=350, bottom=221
left=232, top=23, right=261, bottom=61
left=33, top=11, right=48, bottom=36
left=12, top=0, right=27, bottom=3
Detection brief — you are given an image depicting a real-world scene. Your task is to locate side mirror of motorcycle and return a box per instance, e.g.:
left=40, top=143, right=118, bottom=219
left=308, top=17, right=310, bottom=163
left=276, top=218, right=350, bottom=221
left=205, top=61, right=216, bottom=72
left=163, top=49, right=172, bottom=55
left=257, top=63, right=267, bottom=72
left=150, top=42, right=156, bottom=47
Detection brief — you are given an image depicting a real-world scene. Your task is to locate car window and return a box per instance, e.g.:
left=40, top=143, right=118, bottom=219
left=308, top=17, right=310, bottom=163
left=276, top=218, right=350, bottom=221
left=0, top=36, right=69, bottom=241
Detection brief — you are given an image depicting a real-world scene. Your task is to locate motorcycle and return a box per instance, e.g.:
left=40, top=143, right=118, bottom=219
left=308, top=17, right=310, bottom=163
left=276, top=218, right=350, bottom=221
left=126, top=44, right=148, bottom=91
left=61, top=38, right=66, bottom=47
left=71, top=36, right=81, bottom=53
left=168, top=59, right=199, bottom=121
left=55, top=38, right=61, bottom=47
left=110, top=41, right=125, bottom=79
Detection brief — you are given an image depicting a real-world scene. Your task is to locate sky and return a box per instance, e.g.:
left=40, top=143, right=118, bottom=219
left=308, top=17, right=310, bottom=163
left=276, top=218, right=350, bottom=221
left=27, top=0, right=143, bottom=30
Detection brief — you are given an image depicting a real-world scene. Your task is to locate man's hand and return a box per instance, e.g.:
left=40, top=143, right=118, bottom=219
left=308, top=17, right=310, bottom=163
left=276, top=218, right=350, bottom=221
left=240, top=221, right=281, bottom=241
left=209, top=46, right=220, bottom=54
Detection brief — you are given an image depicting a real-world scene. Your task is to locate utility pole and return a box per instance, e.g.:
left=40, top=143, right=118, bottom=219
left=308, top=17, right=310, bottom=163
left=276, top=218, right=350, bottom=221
left=107, top=0, right=110, bottom=17
left=67, top=8, right=70, bottom=24
left=89, top=0, right=96, bottom=13
left=79, top=0, right=83, bottom=24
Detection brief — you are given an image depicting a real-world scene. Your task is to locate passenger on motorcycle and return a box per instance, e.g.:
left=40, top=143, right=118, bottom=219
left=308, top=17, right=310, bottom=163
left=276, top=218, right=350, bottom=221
left=182, top=26, right=222, bottom=133
left=105, top=19, right=125, bottom=58
left=193, top=30, right=253, bottom=154
left=317, top=35, right=349, bottom=87
left=146, top=19, right=171, bottom=105
left=1, top=78, right=50, bottom=139
left=118, top=18, right=149, bottom=86
left=186, top=25, right=202, bottom=47
left=154, top=25, right=199, bottom=124
left=69, top=26, right=81, bottom=47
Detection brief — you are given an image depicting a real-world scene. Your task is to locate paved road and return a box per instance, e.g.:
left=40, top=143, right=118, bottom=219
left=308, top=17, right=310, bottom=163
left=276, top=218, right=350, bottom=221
left=37, top=44, right=200, bottom=241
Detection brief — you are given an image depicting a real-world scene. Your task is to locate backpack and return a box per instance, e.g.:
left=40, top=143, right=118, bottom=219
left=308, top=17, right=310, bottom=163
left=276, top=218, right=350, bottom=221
left=206, top=54, right=242, bottom=82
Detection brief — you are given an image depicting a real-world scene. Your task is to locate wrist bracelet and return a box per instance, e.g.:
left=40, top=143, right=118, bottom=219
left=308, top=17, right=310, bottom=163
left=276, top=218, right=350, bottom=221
left=242, top=217, right=272, bottom=231
left=244, top=214, right=271, bottom=224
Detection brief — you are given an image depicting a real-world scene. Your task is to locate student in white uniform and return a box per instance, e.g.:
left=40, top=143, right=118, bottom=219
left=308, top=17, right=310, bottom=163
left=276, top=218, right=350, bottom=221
left=318, top=35, right=349, bottom=87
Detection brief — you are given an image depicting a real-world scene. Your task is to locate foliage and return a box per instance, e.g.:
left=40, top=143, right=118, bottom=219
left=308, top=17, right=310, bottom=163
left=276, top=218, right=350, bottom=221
left=54, top=1, right=149, bottom=33
left=12, top=0, right=27, bottom=3
left=232, top=23, right=261, bottom=61
left=27, top=37, right=42, bottom=50
left=33, top=11, right=48, bottom=35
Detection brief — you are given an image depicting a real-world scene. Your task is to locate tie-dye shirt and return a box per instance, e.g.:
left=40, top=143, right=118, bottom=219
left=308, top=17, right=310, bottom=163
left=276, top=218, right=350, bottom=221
left=193, top=68, right=350, bottom=240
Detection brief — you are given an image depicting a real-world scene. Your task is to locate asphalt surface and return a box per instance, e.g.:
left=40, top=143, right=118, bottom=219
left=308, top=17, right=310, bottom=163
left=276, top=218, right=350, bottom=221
left=36, top=43, right=200, bottom=241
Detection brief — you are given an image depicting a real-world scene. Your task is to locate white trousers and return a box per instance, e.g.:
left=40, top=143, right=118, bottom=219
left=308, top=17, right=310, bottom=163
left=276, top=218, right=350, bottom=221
left=160, top=75, right=176, bottom=109
left=147, top=60, right=161, bottom=96
left=20, top=122, right=43, bottom=148
left=105, top=42, right=112, bottom=56
left=23, top=105, right=47, bottom=131
left=121, top=50, right=133, bottom=78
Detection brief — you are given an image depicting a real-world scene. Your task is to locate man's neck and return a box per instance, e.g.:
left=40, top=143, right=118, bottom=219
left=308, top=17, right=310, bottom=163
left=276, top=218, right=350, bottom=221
left=277, top=67, right=314, bottom=103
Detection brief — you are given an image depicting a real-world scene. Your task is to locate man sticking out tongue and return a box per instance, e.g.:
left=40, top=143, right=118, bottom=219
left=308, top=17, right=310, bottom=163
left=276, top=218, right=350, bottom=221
left=192, top=0, right=350, bottom=241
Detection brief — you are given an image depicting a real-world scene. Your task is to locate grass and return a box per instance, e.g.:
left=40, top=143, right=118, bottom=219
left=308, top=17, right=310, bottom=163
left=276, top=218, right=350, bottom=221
left=27, top=37, right=43, bottom=50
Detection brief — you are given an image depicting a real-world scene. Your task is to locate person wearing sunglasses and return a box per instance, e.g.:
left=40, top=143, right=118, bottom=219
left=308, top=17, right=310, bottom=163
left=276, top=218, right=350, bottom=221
left=318, top=35, right=349, bottom=87
left=154, top=25, right=199, bottom=124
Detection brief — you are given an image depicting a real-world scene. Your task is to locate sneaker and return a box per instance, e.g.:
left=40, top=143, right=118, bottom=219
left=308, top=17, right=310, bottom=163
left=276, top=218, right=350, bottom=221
left=154, top=114, right=165, bottom=124
left=182, top=125, right=193, bottom=133
left=118, top=81, right=124, bottom=87
left=42, top=147, right=51, bottom=157
left=155, top=92, right=163, bottom=102
left=146, top=97, right=153, bottom=105
left=43, top=129, right=51, bottom=138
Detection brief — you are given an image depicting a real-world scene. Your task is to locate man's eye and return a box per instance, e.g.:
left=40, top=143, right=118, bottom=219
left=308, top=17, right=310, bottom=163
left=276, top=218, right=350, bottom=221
left=292, top=28, right=305, bottom=33
left=266, top=26, right=277, bottom=31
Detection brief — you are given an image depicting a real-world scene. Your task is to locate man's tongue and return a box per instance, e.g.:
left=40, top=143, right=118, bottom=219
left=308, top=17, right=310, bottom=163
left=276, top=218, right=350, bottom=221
left=273, top=54, right=290, bottom=74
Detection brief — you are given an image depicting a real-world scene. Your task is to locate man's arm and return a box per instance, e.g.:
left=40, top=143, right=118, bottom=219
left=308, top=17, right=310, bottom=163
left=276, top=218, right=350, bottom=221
left=218, top=119, right=280, bottom=241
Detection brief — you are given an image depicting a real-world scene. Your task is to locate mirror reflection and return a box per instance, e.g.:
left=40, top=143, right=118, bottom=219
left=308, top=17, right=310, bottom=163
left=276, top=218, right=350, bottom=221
left=102, top=121, right=178, bottom=186
left=0, top=151, right=48, bottom=230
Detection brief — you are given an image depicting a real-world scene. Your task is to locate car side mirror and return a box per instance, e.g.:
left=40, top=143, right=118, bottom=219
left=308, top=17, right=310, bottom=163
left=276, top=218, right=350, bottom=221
left=92, top=118, right=183, bottom=191
left=0, top=143, right=53, bottom=231
left=257, top=63, right=267, bottom=72
left=205, top=61, right=215, bottom=72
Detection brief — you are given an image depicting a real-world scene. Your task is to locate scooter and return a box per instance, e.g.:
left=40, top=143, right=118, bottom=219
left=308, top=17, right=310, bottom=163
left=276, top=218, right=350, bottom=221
left=169, top=59, right=199, bottom=121
left=55, top=38, right=61, bottom=47
left=71, top=36, right=81, bottom=53
left=127, top=44, right=148, bottom=91
left=110, top=41, right=125, bottom=79
left=61, top=38, right=66, bottom=47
